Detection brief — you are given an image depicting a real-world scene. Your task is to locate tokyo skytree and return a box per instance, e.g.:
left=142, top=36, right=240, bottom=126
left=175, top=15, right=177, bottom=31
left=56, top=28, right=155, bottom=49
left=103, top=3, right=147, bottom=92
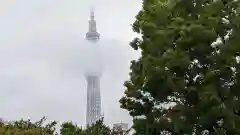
left=84, top=10, right=102, bottom=126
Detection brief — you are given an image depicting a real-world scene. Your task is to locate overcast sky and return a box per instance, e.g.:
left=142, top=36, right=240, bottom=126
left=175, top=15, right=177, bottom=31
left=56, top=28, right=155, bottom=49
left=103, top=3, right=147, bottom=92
left=0, top=0, right=141, bottom=128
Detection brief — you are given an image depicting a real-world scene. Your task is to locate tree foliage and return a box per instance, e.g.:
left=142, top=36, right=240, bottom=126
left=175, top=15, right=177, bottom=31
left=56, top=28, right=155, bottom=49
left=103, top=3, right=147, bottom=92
left=60, top=118, right=127, bottom=135
left=0, top=117, right=123, bottom=135
left=120, top=0, right=240, bottom=134
left=0, top=116, right=57, bottom=135
left=60, top=118, right=115, bottom=135
left=60, top=121, right=83, bottom=135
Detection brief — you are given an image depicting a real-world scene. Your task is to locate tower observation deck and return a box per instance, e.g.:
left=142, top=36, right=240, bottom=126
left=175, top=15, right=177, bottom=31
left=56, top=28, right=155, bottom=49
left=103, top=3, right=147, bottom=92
left=85, top=10, right=102, bottom=126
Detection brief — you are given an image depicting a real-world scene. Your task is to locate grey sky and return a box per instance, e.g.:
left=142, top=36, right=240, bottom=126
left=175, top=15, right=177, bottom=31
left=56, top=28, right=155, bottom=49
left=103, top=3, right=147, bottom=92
left=0, top=0, right=141, bottom=128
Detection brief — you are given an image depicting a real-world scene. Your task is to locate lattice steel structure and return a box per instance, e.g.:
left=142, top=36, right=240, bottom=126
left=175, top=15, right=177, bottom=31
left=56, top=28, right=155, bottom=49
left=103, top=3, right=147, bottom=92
left=85, top=10, right=102, bottom=126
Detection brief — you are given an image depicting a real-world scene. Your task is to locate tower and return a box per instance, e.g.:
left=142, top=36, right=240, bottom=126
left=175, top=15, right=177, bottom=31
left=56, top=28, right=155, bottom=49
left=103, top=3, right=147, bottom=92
left=85, top=10, right=102, bottom=126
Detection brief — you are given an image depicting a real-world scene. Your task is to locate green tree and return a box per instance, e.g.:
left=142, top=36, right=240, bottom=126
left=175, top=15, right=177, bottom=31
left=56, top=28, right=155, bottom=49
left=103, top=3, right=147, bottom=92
left=84, top=118, right=112, bottom=135
left=60, top=121, right=83, bottom=135
left=60, top=118, right=116, bottom=135
left=0, top=116, right=57, bottom=135
left=0, top=117, right=118, bottom=135
left=120, top=0, right=240, bottom=134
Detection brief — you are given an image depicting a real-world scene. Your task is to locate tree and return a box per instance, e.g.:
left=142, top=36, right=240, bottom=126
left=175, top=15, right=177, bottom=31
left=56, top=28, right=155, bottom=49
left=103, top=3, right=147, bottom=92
left=0, top=117, right=122, bottom=135
left=0, top=116, right=57, bottom=135
left=84, top=118, right=113, bottom=135
left=60, top=118, right=116, bottom=135
left=60, top=121, right=83, bottom=135
left=120, top=0, right=240, bottom=134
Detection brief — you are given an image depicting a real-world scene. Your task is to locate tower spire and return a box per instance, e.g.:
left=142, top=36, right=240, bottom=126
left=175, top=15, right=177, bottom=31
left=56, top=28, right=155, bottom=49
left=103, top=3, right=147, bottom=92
left=90, top=8, right=94, bottom=20
left=86, top=9, right=100, bottom=41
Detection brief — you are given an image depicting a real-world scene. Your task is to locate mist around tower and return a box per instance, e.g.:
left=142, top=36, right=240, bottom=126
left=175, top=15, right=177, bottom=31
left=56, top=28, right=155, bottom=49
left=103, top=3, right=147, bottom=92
left=83, top=40, right=103, bottom=78
left=83, top=9, right=103, bottom=79
left=0, top=4, right=135, bottom=135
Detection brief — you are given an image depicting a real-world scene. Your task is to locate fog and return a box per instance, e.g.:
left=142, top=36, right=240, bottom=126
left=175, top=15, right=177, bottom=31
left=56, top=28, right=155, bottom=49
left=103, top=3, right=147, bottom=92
left=0, top=0, right=141, bottom=128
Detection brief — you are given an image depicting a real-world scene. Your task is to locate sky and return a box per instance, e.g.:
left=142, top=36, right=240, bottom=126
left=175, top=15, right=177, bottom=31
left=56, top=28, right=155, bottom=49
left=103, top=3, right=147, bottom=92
left=0, top=0, right=141, bottom=128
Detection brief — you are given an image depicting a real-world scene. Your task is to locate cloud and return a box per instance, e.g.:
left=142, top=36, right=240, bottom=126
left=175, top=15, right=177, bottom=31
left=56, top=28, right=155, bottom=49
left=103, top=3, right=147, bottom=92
left=0, top=0, right=141, bottom=129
